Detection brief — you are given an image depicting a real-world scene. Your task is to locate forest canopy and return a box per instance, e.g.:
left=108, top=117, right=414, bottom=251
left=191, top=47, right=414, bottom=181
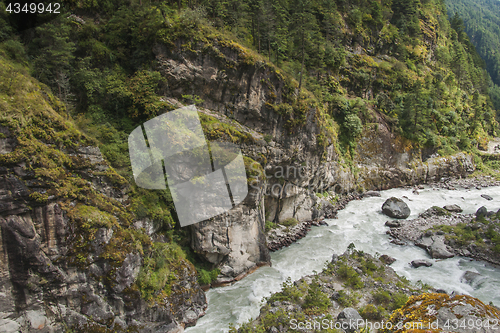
left=446, top=0, right=500, bottom=111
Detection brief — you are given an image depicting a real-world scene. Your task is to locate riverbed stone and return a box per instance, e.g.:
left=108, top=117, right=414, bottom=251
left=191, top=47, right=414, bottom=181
left=415, top=235, right=454, bottom=259
left=382, top=197, right=411, bottom=219
left=443, top=204, right=462, bottom=213
left=385, top=220, right=402, bottom=228
left=461, top=271, right=481, bottom=285
left=411, top=260, right=433, bottom=268
left=379, top=254, right=396, bottom=265
left=363, top=191, right=381, bottom=198
left=481, top=194, right=493, bottom=201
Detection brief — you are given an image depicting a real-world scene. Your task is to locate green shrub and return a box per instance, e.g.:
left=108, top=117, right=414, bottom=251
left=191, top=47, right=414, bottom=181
left=392, top=292, right=409, bottom=310
left=0, top=39, right=27, bottom=63
left=136, top=242, right=186, bottom=302
left=359, top=257, right=378, bottom=275
left=198, top=268, right=220, bottom=285
left=181, top=94, right=204, bottom=105
left=337, top=263, right=364, bottom=289
left=268, top=277, right=304, bottom=303
left=372, top=289, right=408, bottom=311
left=280, top=217, right=299, bottom=227
left=359, top=304, right=387, bottom=320
left=303, top=281, right=330, bottom=313
left=487, top=227, right=500, bottom=253
left=373, top=289, right=391, bottom=305
left=265, top=220, right=276, bottom=232
left=337, top=290, right=359, bottom=307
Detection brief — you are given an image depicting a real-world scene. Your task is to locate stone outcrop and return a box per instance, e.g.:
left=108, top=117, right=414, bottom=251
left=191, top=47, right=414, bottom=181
left=387, top=293, right=500, bottom=333
left=0, top=143, right=207, bottom=332
left=190, top=184, right=270, bottom=281
left=337, top=308, right=363, bottom=333
left=415, top=234, right=455, bottom=259
left=153, top=41, right=476, bottom=282
left=382, top=197, right=411, bottom=219
left=0, top=37, right=482, bottom=333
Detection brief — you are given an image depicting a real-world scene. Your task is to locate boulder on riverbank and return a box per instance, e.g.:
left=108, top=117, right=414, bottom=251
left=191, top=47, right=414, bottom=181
left=419, top=206, right=451, bottom=218
left=443, top=204, right=463, bottom=213
left=382, top=197, right=411, bottom=219
left=379, top=254, right=396, bottom=265
left=476, top=206, right=487, bottom=217
left=337, top=308, right=363, bottom=333
left=415, top=235, right=455, bottom=259
left=385, top=220, right=402, bottom=228
left=362, top=191, right=381, bottom=198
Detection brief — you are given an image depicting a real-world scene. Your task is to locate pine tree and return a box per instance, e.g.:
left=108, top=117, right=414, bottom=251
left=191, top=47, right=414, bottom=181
left=30, top=19, right=75, bottom=102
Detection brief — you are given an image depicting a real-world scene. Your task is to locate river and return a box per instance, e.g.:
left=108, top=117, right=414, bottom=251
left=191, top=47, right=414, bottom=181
left=185, top=185, right=500, bottom=333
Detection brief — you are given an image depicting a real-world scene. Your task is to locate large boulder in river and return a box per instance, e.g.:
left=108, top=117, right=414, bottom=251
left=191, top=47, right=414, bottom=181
left=382, top=197, right=411, bottom=219
left=461, top=271, right=482, bottom=285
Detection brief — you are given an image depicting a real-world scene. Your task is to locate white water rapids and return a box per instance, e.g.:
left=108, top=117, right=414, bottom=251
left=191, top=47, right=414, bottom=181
left=185, top=186, right=500, bottom=333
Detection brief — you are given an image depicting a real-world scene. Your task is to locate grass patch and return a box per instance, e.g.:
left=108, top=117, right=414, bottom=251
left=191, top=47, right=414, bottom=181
left=136, top=242, right=186, bottom=303
left=303, top=280, right=330, bottom=314
left=337, top=263, right=364, bottom=289
left=198, top=268, right=220, bottom=285
left=280, top=217, right=299, bottom=227
left=337, top=289, right=360, bottom=307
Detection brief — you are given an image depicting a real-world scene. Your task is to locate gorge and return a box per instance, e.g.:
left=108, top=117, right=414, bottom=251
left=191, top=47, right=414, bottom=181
left=1, top=0, right=500, bottom=332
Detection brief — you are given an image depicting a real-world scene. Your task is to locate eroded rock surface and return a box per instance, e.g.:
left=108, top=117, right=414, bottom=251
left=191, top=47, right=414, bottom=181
left=153, top=42, right=476, bottom=282
left=382, top=197, right=411, bottom=219
left=388, top=206, right=500, bottom=266
left=388, top=293, right=500, bottom=333
left=0, top=145, right=207, bottom=332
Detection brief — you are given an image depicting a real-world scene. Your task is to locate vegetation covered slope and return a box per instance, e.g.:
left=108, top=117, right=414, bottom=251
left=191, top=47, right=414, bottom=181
left=232, top=249, right=500, bottom=333
left=1, top=0, right=500, bottom=331
left=445, top=0, right=500, bottom=112
left=0, top=45, right=207, bottom=331
left=2, top=0, right=500, bottom=278
left=1, top=0, right=498, bottom=159
left=0, top=0, right=499, bottom=314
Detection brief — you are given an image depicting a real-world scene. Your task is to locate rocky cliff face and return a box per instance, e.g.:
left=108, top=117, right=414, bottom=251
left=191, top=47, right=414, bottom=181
left=0, top=68, right=206, bottom=332
left=154, top=40, right=476, bottom=283
left=0, top=145, right=207, bottom=332
left=0, top=37, right=478, bottom=333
